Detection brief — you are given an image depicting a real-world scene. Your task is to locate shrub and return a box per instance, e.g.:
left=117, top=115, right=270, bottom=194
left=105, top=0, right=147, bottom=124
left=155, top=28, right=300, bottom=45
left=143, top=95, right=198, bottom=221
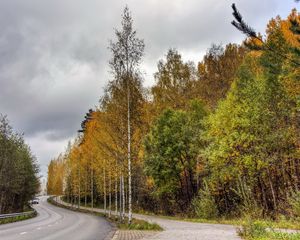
left=192, top=183, right=218, bottom=219
left=237, top=220, right=268, bottom=238
left=288, top=191, right=300, bottom=218
left=232, top=176, right=263, bottom=219
left=238, top=220, right=300, bottom=240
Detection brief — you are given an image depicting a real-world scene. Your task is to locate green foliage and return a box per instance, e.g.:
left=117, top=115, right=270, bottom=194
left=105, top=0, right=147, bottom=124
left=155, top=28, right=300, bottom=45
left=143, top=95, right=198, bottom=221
left=0, top=211, right=37, bottom=225
left=232, top=176, right=262, bottom=218
left=49, top=8, right=300, bottom=221
left=117, top=218, right=163, bottom=231
left=238, top=220, right=268, bottom=239
left=144, top=101, right=206, bottom=213
left=288, top=191, right=300, bottom=218
left=203, top=56, right=269, bottom=214
left=0, top=115, right=40, bottom=214
left=203, top=18, right=299, bottom=215
left=238, top=220, right=300, bottom=240
left=192, top=182, right=218, bottom=219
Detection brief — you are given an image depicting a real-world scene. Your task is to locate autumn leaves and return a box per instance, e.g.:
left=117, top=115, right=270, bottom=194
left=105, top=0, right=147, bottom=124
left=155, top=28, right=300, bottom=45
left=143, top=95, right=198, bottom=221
left=47, top=7, right=300, bottom=220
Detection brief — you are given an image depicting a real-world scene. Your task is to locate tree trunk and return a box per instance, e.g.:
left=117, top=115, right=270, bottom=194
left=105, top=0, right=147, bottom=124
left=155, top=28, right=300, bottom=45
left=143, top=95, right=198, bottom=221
left=109, top=173, right=112, bottom=217
left=115, top=174, right=118, bottom=218
left=85, top=168, right=87, bottom=207
left=122, top=174, right=125, bottom=221
left=127, top=74, right=132, bottom=224
left=104, top=165, right=106, bottom=215
left=119, top=175, right=122, bottom=221
left=78, top=158, right=81, bottom=209
left=268, top=169, right=277, bottom=212
left=91, top=169, right=94, bottom=211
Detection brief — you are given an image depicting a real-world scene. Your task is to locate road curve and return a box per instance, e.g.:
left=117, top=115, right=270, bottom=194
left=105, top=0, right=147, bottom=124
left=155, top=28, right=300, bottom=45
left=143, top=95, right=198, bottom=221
left=0, top=196, right=113, bottom=240
left=57, top=197, right=240, bottom=240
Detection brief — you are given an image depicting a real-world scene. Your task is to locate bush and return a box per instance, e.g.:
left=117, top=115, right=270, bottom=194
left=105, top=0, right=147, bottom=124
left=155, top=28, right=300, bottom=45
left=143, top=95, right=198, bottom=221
left=237, top=220, right=268, bottom=238
left=238, top=220, right=300, bottom=240
left=192, top=183, right=218, bottom=219
left=232, top=177, right=263, bottom=219
left=288, top=191, right=300, bottom=218
left=117, top=218, right=163, bottom=231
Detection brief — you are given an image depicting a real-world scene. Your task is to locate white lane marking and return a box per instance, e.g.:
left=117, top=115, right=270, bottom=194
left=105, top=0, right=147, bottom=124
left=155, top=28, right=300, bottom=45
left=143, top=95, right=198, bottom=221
left=37, top=227, right=42, bottom=230
left=20, top=232, right=27, bottom=235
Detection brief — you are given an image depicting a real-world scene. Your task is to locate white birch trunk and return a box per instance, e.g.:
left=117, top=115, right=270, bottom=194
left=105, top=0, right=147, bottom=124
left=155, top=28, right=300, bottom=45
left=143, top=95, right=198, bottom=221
left=109, top=173, right=112, bottom=217
left=115, top=173, right=118, bottom=218
left=91, top=169, right=94, bottom=211
left=104, top=165, right=106, bottom=215
left=122, top=174, right=125, bottom=221
left=127, top=74, right=132, bottom=224
left=119, top=175, right=122, bottom=220
left=78, top=158, right=81, bottom=209
left=85, top=167, right=87, bottom=207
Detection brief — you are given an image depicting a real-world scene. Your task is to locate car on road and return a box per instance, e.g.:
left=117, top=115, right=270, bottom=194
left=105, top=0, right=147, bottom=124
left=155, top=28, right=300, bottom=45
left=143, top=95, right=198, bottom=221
left=31, top=198, right=39, bottom=204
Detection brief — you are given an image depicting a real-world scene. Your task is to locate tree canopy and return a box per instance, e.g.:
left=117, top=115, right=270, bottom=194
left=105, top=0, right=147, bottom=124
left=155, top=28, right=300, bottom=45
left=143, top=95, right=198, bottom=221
left=0, top=115, right=40, bottom=214
left=47, top=7, right=300, bottom=220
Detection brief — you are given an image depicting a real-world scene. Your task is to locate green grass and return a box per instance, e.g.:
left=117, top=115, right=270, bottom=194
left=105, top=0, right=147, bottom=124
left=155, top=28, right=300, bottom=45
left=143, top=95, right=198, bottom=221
left=256, top=218, right=300, bottom=231
left=180, top=217, right=300, bottom=230
left=112, top=217, right=162, bottom=231
left=252, top=232, right=300, bottom=240
left=133, top=211, right=300, bottom=230
left=242, top=231, right=300, bottom=240
left=238, top=220, right=300, bottom=240
left=57, top=196, right=300, bottom=232
left=48, top=196, right=162, bottom=231
left=0, top=211, right=37, bottom=225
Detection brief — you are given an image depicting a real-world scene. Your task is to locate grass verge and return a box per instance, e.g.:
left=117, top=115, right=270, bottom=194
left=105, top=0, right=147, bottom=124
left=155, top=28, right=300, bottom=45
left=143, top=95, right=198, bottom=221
left=114, top=217, right=162, bottom=230
left=238, top=220, right=300, bottom=240
left=55, top=197, right=300, bottom=231
left=48, top=197, right=162, bottom=231
left=0, top=210, right=37, bottom=225
left=134, top=209, right=300, bottom=230
left=176, top=217, right=300, bottom=230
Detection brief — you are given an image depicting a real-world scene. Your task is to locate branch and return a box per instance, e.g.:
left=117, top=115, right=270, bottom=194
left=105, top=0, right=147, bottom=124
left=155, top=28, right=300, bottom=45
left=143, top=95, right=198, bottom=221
left=231, top=3, right=300, bottom=67
left=231, top=3, right=257, bottom=38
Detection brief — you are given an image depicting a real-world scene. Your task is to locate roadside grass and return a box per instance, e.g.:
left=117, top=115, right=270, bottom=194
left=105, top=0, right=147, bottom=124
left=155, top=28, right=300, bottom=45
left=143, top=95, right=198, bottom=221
left=178, top=217, right=300, bottom=230
left=48, top=197, right=162, bottom=231
left=114, top=217, right=162, bottom=231
left=242, top=231, right=300, bottom=240
left=133, top=210, right=300, bottom=230
left=54, top=196, right=300, bottom=233
left=238, top=220, right=300, bottom=240
left=0, top=210, right=37, bottom=225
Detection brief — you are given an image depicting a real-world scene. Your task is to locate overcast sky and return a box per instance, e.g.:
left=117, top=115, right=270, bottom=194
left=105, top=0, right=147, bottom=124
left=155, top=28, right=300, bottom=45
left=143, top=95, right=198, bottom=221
left=0, top=0, right=297, bottom=179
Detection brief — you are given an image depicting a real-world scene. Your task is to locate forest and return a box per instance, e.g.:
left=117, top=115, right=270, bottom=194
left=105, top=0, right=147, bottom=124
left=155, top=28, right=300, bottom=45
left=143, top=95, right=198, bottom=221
left=47, top=5, right=300, bottom=224
left=0, top=115, right=40, bottom=214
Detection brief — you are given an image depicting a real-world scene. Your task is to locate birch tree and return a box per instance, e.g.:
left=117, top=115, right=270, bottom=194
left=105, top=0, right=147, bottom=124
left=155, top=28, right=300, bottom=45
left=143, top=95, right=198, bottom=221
left=108, top=6, right=145, bottom=224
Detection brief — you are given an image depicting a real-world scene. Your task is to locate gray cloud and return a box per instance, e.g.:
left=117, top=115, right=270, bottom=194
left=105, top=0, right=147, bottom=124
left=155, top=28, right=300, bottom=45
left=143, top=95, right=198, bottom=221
left=0, top=0, right=297, bottom=177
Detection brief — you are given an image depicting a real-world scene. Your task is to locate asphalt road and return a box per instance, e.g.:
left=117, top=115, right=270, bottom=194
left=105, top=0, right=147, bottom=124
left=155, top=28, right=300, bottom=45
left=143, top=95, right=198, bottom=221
left=57, top=197, right=241, bottom=240
left=0, top=196, right=113, bottom=240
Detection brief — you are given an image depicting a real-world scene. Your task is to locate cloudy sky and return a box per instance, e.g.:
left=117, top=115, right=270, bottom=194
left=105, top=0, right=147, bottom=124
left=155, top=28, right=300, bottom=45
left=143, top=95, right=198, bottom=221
left=0, top=0, right=297, bottom=178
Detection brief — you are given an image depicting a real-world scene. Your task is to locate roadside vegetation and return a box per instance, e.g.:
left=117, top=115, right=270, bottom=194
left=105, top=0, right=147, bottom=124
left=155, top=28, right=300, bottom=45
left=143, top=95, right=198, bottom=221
left=47, top=3, right=300, bottom=238
left=0, top=115, right=40, bottom=214
left=114, top=217, right=162, bottom=231
left=0, top=210, right=37, bottom=225
left=238, top=220, right=300, bottom=240
left=48, top=196, right=162, bottom=231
